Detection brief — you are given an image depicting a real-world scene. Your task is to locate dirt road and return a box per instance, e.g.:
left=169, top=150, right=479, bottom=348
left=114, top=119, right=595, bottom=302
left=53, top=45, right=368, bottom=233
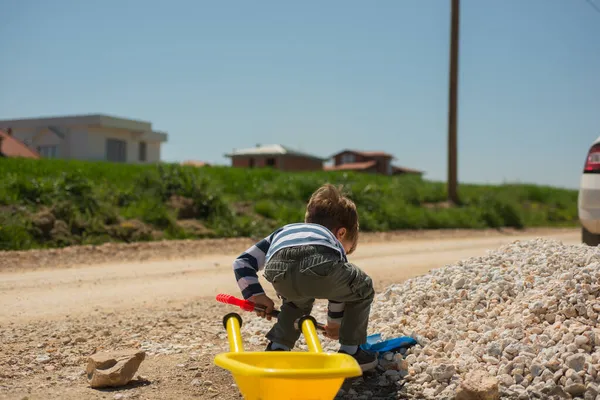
left=0, top=229, right=580, bottom=325
left=0, top=228, right=581, bottom=399
left=0, top=228, right=580, bottom=324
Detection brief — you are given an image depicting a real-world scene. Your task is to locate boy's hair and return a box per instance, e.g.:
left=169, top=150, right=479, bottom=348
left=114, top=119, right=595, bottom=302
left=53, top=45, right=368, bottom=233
left=305, top=184, right=359, bottom=249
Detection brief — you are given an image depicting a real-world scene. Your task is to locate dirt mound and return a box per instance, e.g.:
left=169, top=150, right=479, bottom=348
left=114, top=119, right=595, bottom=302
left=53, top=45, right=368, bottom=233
left=167, top=195, right=197, bottom=219
left=31, top=209, right=56, bottom=237
left=176, top=220, right=214, bottom=237
left=107, top=220, right=156, bottom=242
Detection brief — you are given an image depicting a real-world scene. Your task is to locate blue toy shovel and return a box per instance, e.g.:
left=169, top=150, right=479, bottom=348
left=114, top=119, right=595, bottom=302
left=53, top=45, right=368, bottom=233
left=360, top=333, right=418, bottom=355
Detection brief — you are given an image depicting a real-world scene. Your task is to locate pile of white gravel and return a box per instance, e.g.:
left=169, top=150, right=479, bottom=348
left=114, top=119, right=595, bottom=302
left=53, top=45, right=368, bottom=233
left=243, top=238, right=600, bottom=400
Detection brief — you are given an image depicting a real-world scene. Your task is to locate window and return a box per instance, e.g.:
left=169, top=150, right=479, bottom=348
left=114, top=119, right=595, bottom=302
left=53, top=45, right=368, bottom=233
left=266, top=158, right=276, bottom=167
left=139, top=141, right=147, bottom=162
left=106, top=139, right=127, bottom=162
left=37, top=145, right=58, bottom=158
left=340, top=153, right=355, bottom=164
left=249, top=158, right=255, bottom=168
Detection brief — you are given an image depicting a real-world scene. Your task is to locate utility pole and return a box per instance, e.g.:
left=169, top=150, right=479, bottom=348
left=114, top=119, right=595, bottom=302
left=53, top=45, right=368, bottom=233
left=447, top=0, right=460, bottom=204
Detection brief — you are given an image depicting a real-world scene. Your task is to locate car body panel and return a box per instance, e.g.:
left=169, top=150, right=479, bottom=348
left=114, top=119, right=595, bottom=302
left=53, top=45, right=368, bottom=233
left=578, top=134, right=600, bottom=234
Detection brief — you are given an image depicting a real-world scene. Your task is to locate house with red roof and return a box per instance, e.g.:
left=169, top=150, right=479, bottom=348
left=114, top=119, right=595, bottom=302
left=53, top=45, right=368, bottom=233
left=181, top=160, right=211, bottom=168
left=0, top=129, right=40, bottom=159
left=326, top=149, right=423, bottom=176
left=225, top=144, right=326, bottom=172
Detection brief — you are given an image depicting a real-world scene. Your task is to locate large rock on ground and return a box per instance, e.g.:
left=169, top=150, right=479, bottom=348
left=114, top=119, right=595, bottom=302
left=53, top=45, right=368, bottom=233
left=86, top=349, right=145, bottom=388
left=455, top=370, right=500, bottom=400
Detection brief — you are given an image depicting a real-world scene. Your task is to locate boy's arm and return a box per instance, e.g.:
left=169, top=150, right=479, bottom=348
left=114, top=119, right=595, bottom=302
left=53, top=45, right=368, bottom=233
left=233, top=230, right=279, bottom=299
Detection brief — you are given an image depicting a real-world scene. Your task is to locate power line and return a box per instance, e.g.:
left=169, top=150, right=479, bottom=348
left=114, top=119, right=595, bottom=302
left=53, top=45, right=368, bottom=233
left=584, top=0, right=600, bottom=15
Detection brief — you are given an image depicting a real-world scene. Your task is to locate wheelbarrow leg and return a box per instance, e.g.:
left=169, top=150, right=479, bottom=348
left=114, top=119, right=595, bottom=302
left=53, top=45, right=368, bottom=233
left=222, top=313, right=244, bottom=353
left=296, top=315, right=323, bottom=353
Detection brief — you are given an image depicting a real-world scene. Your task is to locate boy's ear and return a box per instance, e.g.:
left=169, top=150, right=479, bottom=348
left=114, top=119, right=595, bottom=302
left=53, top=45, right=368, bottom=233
left=336, top=227, right=347, bottom=240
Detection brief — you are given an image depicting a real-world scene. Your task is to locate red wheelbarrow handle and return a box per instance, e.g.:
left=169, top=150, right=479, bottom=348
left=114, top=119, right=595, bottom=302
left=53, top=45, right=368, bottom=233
left=216, top=294, right=327, bottom=332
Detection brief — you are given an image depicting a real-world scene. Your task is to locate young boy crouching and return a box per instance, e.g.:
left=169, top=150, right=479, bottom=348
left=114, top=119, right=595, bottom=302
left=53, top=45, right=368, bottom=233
left=232, top=183, right=377, bottom=371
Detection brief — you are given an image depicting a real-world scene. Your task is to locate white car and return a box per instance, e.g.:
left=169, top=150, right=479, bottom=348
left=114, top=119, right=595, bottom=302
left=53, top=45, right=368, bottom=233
left=578, top=134, right=600, bottom=246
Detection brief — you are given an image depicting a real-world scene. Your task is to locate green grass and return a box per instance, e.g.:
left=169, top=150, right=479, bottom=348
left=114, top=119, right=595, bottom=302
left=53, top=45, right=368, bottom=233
left=0, top=158, right=579, bottom=251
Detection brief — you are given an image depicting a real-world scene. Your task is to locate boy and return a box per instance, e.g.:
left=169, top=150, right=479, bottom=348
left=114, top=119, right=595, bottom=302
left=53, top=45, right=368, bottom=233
left=232, top=183, right=377, bottom=371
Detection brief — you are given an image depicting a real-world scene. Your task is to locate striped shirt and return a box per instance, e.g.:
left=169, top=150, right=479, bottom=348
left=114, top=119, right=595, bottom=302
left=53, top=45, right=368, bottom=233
left=233, top=222, right=347, bottom=323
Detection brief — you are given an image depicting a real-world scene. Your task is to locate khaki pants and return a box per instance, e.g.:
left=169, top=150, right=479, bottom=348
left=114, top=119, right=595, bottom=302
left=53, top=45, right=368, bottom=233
left=262, top=245, right=375, bottom=348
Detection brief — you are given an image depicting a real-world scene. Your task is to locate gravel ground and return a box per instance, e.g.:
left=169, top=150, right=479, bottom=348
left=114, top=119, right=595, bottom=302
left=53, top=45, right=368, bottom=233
left=377, top=238, right=600, bottom=400
left=241, top=238, right=600, bottom=400
left=0, top=301, right=244, bottom=400
left=1, top=229, right=594, bottom=400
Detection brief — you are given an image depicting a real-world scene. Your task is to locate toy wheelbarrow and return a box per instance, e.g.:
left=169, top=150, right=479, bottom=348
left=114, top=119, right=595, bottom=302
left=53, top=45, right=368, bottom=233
left=214, top=312, right=363, bottom=400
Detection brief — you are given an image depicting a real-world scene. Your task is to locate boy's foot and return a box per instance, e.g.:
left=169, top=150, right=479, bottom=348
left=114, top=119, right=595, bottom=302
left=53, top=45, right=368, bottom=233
left=265, top=342, right=290, bottom=351
left=338, top=347, right=378, bottom=372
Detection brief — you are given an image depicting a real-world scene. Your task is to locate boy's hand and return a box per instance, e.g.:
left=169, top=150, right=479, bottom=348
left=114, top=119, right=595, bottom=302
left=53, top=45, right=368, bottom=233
left=324, top=322, right=340, bottom=340
left=250, top=294, right=275, bottom=321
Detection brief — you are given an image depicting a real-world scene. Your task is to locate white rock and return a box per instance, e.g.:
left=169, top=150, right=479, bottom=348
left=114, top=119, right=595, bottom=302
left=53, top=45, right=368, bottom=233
left=454, top=277, right=466, bottom=290
left=482, top=355, right=499, bottom=365
left=36, top=354, right=51, bottom=364
left=455, top=370, right=500, bottom=400
left=567, top=354, right=587, bottom=372
left=576, top=335, right=590, bottom=346
left=432, top=364, right=456, bottom=382
left=565, top=382, right=586, bottom=397
left=498, top=374, right=514, bottom=387
left=486, top=342, right=503, bottom=358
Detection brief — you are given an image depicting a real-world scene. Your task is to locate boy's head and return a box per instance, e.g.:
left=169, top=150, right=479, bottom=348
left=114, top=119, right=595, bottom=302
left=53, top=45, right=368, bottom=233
left=305, top=183, right=359, bottom=254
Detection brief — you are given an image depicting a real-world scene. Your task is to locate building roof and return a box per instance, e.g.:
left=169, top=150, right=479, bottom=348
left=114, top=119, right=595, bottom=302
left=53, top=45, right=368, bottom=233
left=331, top=149, right=395, bottom=159
left=0, top=113, right=168, bottom=142
left=225, top=144, right=327, bottom=161
left=324, top=160, right=377, bottom=171
left=181, top=160, right=211, bottom=167
left=392, top=165, right=424, bottom=174
left=325, top=161, right=424, bottom=175
left=0, top=130, right=40, bottom=159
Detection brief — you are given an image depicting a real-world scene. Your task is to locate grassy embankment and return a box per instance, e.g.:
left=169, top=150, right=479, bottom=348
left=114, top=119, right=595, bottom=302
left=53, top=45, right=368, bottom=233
left=0, top=158, right=578, bottom=251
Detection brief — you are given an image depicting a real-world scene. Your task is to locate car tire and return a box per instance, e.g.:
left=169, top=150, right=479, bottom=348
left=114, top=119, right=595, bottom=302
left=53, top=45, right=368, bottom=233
left=582, top=227, right=600, bottom=246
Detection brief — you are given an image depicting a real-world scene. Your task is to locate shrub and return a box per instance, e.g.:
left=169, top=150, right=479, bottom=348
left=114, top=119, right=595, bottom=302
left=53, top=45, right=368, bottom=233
left=0, top=158, right=579, bottom=250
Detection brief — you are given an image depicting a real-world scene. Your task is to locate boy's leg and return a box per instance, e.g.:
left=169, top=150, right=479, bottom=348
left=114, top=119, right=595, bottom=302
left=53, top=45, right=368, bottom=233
left=261, top=245, right=374, bottom=350
left=327, top=262, right=375, bottom=346
left=292, top=257, right=375, bottom=346
left=292, top=256, right=377, bottom=370
left=262, top=255, right=315, bottom=350
left=265, top=298, right=314, bottom=349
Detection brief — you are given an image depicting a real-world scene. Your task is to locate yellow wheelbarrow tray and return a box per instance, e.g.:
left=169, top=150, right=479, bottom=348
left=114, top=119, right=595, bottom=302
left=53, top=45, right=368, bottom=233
left=214, top=313, right=363, bottom=400
left=214, top=351, right=362, bottom=379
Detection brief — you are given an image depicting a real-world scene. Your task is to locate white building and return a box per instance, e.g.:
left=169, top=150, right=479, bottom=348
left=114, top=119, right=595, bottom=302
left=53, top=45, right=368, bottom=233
left=0, top=114, right=168, bottom=163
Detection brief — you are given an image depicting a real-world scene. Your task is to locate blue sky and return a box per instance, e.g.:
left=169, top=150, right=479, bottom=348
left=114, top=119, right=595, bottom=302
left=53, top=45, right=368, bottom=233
left=1, top=0, right=599, bottom=189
